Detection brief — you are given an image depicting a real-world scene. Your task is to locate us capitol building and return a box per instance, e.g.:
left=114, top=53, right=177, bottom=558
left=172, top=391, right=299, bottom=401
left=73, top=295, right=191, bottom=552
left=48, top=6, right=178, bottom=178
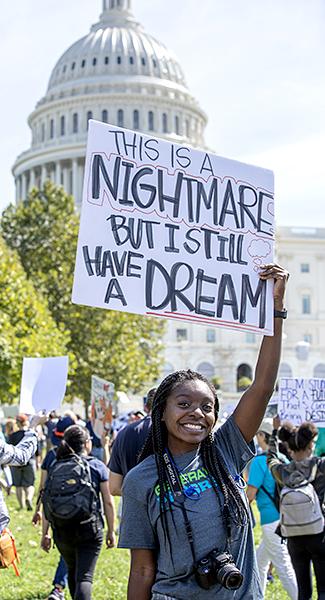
left=12, top=0, right=325, bottom=401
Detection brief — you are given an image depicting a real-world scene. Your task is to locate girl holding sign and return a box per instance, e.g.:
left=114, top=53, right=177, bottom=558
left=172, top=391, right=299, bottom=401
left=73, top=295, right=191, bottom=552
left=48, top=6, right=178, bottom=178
left=118, top=263, right=289, bottom=600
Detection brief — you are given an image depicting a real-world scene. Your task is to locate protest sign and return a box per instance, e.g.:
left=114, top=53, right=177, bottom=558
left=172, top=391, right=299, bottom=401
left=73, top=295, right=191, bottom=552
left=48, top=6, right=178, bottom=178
left=278, top=378, right=325, bottom=426
left=72, top=121, right=275, bottom=334
left=19, top=356, right=69, bottom=414
left=91, top=375, right=115, bottom=437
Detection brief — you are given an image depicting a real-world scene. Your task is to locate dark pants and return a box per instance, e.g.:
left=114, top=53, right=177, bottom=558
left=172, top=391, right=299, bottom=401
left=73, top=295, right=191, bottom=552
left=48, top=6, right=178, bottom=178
left=54, top=524, right=103, bottom=600
left=287, top=532, right=325, bottom=600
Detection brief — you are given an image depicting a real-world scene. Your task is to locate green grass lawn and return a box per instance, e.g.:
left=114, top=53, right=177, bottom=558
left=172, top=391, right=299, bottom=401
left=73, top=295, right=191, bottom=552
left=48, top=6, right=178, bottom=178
left=0, top=480, right=317, bottom=599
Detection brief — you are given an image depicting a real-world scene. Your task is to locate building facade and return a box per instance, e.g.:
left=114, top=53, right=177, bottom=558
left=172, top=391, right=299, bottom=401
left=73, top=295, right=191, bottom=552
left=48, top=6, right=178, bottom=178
left=12, top=1, right=325, bottom=397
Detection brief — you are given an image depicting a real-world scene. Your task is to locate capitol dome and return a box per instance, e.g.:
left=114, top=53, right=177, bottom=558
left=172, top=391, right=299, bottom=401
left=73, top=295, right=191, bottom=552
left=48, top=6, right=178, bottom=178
left=12, top=0, right=207, bottom=205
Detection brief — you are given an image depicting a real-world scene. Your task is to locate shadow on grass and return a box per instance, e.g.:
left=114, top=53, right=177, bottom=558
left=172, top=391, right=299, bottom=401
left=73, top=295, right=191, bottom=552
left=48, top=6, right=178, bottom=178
left=2, top=594, right=47, bottom=600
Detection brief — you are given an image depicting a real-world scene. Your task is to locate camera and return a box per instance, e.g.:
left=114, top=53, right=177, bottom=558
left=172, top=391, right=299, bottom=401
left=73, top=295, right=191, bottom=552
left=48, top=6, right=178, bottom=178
left=195, top=550, right=243, bottom=590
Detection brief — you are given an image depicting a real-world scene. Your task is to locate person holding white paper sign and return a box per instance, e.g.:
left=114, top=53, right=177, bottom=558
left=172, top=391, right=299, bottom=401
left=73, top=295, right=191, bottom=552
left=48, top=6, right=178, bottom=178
left=119, top=264, right=289, bottom=600
left=0, top=414, right=47, bottom=534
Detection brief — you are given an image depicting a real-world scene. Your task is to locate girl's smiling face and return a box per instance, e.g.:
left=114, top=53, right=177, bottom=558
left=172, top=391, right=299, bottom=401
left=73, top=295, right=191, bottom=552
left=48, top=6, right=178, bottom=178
left=163, top=379, right=217, bottom=455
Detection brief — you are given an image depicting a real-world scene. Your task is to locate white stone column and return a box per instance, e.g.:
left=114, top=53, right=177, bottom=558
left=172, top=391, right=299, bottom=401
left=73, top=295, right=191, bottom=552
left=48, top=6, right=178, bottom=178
left=41, top=164, right=47, bottom=187
left=15, top=178, right=19, bottom=202
left=30, top=168, right=36, bottom=190
left=21, top=172, right=28, bottom=199
left=56, top=161, right=62, bottom=186
left=72, top=158, right=78, bottom=199
left=62, top=166, right=69, bottom=193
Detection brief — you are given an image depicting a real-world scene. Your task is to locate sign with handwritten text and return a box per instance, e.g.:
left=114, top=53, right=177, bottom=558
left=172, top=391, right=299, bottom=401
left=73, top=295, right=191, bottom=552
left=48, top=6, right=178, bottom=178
left=278, top=378, right=325, bottom=426
left=90, top=375, right=115, bottom=438
left=72, top=121, right=275, bottom=334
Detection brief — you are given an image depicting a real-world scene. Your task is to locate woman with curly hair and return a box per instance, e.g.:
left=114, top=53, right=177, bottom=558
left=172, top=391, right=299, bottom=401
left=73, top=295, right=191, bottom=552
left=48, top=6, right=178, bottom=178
left=268, top=417, right=325, bottom=600
left=118, top=264, right=289, bottom=600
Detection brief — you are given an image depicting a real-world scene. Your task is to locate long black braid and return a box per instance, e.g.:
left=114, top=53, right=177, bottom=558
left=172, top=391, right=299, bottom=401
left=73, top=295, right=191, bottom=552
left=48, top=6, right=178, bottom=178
left=138, top=370, right=249, bottom=547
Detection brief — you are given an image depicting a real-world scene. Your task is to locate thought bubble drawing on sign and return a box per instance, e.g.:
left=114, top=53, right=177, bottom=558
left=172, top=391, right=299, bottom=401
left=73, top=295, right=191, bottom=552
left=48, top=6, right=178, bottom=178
left=248, top=240, right=272, bottom=271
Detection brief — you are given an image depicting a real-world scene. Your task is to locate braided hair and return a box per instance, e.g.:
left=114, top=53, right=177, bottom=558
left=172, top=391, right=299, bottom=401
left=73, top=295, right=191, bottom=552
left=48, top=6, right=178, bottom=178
left=138, top=370, right=249, bottom=548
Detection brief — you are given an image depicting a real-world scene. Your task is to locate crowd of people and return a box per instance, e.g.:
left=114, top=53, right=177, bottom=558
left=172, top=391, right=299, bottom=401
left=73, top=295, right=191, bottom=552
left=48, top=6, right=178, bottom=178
left=1, top=263, right=325, bottom=599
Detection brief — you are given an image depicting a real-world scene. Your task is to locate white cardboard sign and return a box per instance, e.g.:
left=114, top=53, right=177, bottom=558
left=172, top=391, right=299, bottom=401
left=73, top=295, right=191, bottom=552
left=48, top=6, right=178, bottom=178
left=72, top=121, right=275, bottom=335
left=19, top=356, right=69, bottom=414
left=278, top=378, right=325, bottom=426
left=90, top=375, right=115, bottom=438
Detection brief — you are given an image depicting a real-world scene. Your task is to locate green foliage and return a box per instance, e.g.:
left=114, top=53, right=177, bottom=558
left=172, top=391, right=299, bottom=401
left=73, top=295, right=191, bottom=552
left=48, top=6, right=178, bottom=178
left=1, top=182, right=165, bottom=403
left=237, top=376, right=252, bottom=391
left=211, top=375, right=222, bottom=389
left=0, top=236, right=70, bottom=403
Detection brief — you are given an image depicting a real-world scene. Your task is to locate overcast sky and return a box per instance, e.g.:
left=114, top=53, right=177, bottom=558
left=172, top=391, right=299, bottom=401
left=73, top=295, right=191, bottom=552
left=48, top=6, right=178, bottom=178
left=1, top=0, right=324, bottom=226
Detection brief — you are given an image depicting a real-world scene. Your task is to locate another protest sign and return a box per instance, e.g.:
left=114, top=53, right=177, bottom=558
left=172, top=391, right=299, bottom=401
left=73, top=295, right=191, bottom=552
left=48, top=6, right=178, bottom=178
left=278, top=378, right=325, bottom=426
left=91, top=375, right=115, bottom=437
left=19, top=356, right=69, bottom=414
left=72, top=121, right=275, bottom=334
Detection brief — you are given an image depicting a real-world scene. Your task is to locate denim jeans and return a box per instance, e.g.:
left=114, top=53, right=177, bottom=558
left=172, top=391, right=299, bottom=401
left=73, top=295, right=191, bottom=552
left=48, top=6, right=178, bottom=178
left=53, top=554, right=68, bottom=589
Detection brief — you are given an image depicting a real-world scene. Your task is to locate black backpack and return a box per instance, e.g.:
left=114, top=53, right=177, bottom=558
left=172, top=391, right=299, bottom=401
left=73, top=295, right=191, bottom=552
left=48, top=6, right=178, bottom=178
left=42, top=454, right=98, bottom=527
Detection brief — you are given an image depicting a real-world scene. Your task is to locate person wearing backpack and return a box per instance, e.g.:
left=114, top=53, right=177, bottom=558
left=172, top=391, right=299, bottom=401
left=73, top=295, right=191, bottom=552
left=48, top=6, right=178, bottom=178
left=41, top=424, right=116, bottom=600
left=268, top=417, right=325, bottom=600
left=247, top=418, right=297, bottom=598
left=33, top=414, right=76, bottom=600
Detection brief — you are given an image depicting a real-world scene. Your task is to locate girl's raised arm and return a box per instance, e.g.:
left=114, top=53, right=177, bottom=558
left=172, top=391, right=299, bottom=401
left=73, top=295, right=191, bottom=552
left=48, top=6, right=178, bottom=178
left=233, top=264, right=289, bottom=442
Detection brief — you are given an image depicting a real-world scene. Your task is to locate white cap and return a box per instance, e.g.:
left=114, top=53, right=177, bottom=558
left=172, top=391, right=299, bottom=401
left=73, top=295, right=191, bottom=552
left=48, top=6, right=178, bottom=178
left=258, top=418, right=273, bottom=436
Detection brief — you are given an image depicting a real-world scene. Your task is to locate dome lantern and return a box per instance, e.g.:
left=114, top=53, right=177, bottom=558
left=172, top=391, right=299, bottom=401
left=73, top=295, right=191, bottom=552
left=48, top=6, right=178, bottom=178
left=99, top=0, right=135, bottom=27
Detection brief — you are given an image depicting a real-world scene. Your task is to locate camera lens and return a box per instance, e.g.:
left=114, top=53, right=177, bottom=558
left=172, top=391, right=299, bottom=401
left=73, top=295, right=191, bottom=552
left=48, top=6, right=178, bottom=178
left=218, top=565, right=243, bottom=590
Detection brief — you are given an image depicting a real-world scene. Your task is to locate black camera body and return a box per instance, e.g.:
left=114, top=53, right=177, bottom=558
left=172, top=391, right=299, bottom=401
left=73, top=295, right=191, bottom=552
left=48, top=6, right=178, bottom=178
left=195, top=549, right=243, bottom=590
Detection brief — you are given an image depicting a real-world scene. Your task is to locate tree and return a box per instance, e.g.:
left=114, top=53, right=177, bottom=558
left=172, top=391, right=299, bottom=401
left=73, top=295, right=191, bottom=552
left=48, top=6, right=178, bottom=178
left=1, top=182, right=165, bottom=403
left=0, top=236, right=71, bottom=403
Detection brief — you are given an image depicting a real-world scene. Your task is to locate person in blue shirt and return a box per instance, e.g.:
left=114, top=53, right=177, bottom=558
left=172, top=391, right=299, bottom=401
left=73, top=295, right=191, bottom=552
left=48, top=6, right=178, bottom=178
left=247, top=418, right=297, bottom=599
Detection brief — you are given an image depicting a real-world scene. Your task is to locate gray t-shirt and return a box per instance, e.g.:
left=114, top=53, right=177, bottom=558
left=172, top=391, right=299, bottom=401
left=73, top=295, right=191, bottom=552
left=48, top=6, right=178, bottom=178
left=119, top=415, right=262, bottom=599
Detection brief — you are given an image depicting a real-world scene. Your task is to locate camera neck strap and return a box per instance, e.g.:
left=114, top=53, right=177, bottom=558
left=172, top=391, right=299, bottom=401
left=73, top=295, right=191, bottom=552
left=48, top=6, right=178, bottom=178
left=162, top=449, right=197, bottom=563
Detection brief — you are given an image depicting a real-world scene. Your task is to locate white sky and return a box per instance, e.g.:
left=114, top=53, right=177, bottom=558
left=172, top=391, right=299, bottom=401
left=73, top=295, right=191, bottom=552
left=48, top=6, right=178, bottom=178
left=1, top=0, right=324, bottom=226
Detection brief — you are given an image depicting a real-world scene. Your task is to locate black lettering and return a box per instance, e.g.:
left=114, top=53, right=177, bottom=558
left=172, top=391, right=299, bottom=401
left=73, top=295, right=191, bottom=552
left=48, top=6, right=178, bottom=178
left=182, top=177, right=195, bottom=222
left=144, top=220, right=160, bottom=249
left=165, top=224, right=180, bottom=253
left=200, top=153, right=215, bottom=176
left=217, top=274, right=238, bottom=320
left=219, top=180, right=240, bottom=229
left=91, top=155, right=121, bottom=201
left=195, top=269, right=217, bottom=317
left=144, top=138, right=159, bottom=161
left=170, top=263, right=195, bottom=312
left=196, top=179, right=218, bottom=225
left=201, top=227, right=220, bottom=259
left=126, top=251, right=144, bottom=278
left=183, top=228, right=201, bottom=254
left=236, top=234, right=247, bottom=265
left=107, top=215, right=129, bottom=246
left=238, top=185, right=258, bottom=230
left=82, top=245, right=102, bottom=276
left=127, top=218, right=142, bottom=250
left=112, top=251, right=127, bottom=276
left=145, top=260, right=173, bottom=310
left=104, top=279, right=127, bottom=306
left=101, top=250, right=115, bottom=277
left=258, top=191, right=273, bottom=235
left=216, top=236, right=229, bottom=262
left=131, top=167, right=156, bottom=208
left=240, top=275, right=266, bottom=328
left=118, top=161, right=134, bottom=206
left=176, top=147, right=191, bottom=168
left=158, top=170, right=184, bottom=217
